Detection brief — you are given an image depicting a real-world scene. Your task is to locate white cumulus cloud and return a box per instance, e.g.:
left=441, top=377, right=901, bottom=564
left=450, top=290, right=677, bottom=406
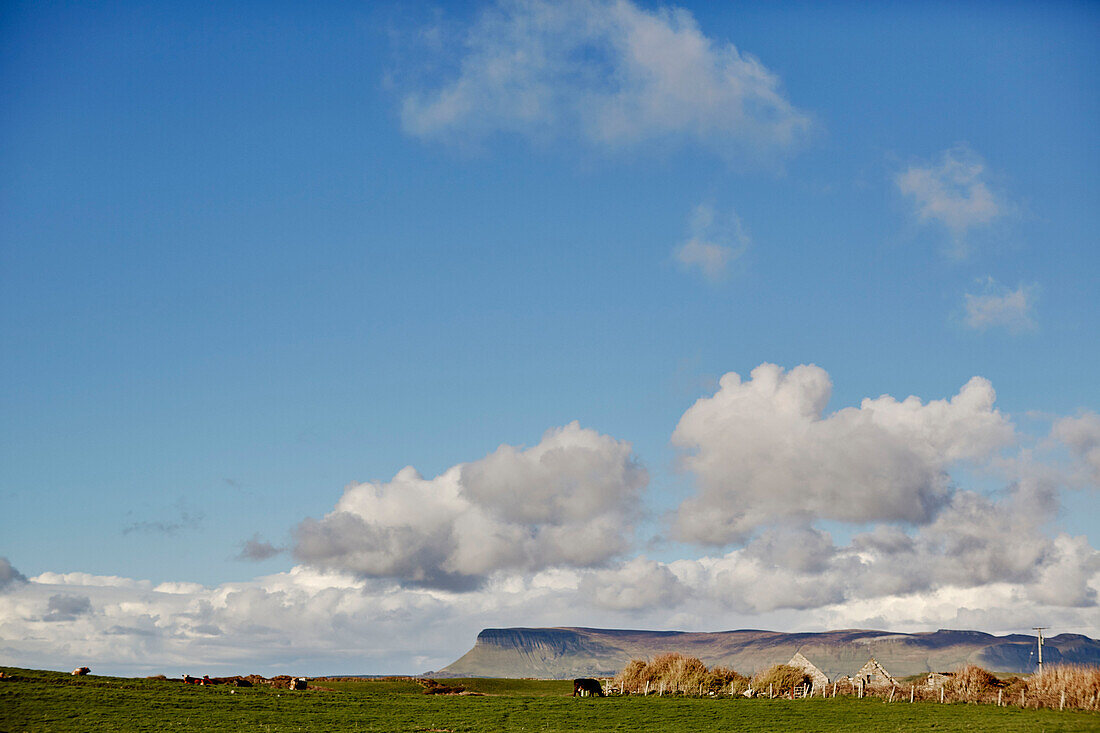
left=579, top=556, right=687, bottom=611
left=671, top=363, right=1014, bottom=545
left=294, top=422, right=647, bottom=590
left=401, top=0, right=810, bottom=159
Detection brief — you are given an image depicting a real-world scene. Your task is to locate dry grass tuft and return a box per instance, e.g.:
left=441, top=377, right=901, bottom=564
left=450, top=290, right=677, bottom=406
left=1025, top=664, right=1100, bottom=710
left=706, top=666, right=750, bottom=695
left=613, top=653, right=713, bottom=694
left=946, top=665, right=1002, bottom=702
left=752, top=664, right=810, bottom=696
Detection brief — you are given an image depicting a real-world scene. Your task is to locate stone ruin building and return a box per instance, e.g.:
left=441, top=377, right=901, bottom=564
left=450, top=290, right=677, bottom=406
left=786, top=651, right=830, bottom=692
left=853, top=657, right=898, bottom=688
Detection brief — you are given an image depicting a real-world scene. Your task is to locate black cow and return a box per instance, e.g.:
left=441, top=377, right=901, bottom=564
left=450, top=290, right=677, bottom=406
left=573, top=678, right=604, bottom=697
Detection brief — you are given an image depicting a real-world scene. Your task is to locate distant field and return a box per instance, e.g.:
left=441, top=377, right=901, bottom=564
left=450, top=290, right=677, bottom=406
left=2, top=667, right=1097, bottom=732
left=315, top=677, right=571, bottom=696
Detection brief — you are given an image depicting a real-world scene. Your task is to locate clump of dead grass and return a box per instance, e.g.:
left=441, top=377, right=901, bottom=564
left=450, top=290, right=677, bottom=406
left=706, top=666, right=750, bottom=695
left=418, top=679, right=470, bottom=695
left=1025, top=664, right=1100, bottom=710
left=946, top=664, right=1003, bottom=702
left=752, top=664, right=810, bottom=696
left=613, top=653, right=715, bottom=695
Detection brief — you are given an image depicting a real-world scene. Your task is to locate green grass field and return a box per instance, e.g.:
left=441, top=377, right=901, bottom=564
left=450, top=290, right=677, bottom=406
left=1, top=667, right=1097, bottom=732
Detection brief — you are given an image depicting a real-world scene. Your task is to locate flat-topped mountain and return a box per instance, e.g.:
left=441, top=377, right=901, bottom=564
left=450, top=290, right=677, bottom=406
left=437, top=627, right=1100, bottom=679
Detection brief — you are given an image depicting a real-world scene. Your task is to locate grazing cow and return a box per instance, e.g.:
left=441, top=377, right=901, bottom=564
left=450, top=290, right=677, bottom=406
left=291, top=678, right=308, bottom=690
left=573, top=678, right=604, bottom=697
left=234, top=678, right=253, bottom=688
left=71, top=667, right=90, bottom=676
left=183, top=674, right=200, bottom=684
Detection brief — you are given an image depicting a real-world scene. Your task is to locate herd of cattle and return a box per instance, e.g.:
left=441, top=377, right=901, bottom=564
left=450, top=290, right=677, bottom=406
left=65, top=668, right=606, bottom=698
left=68, top=667, right=307, bottom=690
left=182, top=674, right=308, bottom=689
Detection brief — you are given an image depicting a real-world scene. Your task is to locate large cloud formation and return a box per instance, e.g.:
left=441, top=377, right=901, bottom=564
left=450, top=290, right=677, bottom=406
left=2, top=366, right=1097, bottom=677
left=0, top=544, right=1095, bottom=677
left=294, top=422, right=646, bottom=590
left=401, top=0, right=809, bottom=158
left=671, top=363, right=1014, bottom=544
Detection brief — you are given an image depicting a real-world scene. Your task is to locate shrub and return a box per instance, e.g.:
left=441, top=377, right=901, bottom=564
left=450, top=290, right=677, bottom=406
left=616, top=659, right=649, bottom=692
left=705, top=666, right=750, bottom=695
left=649, top=653, right=708, bottom=694
left=752, top=664, right=810, bottom=696
left=613, top=653, right=734, bottom=695
left=946, top=665, right=1001, bottom=702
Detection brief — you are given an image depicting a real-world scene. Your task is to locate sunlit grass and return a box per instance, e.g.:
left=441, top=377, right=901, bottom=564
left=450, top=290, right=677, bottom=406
left=2, top=666, right=1097, bottom=732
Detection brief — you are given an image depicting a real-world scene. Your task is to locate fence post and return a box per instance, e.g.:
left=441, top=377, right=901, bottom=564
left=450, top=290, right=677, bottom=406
left=997, top=689, right=1002, bottom=706
left=888, top=687, right=895, bottom=703
left=1061, top=690, right=1065, bottom=711
left=1020, top=689, right=1024, bottom=707
left=644, top=680, right=649, bottom=696
left=620, top=681, right=624, bottom=696
left=832, top=682, right=837, bottom=698
left=858, top=681, right=863, bottom=699
left=769, top=683, right=773, bottom=699
left=910, top=685, right=914, bottom=703
left=940, top=686, right=944, bottom=704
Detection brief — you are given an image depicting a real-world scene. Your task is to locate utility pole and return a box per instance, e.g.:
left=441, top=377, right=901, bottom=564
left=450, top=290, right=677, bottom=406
left=1033, top=627, right=1046, bottom=675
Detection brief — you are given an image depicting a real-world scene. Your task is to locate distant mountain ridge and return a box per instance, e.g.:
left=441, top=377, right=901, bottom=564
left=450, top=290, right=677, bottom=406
left=437, top=627, right=1100, bottom=679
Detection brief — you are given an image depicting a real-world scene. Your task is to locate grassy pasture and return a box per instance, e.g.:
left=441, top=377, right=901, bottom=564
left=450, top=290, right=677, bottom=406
left=2, top=667, right=1098, bottom=732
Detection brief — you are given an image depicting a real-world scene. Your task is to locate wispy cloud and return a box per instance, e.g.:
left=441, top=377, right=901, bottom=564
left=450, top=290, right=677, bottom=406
left=963, top=278, right=1037, bottom=333
left=1054, top=411, right=1100, bottom=484
left=673, top=204, right=749, bottom=281
left=400, top=0, right=810, bottom=160
left=896, top=145, right=1005, bottom=256
left=122, top=503, right=204, bottom=536
left=237, top=534, right=284, bottom=562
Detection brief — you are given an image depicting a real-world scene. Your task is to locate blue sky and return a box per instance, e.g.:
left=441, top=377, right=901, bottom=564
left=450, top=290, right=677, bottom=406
left=1, top=0, right=1098, bottom=675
